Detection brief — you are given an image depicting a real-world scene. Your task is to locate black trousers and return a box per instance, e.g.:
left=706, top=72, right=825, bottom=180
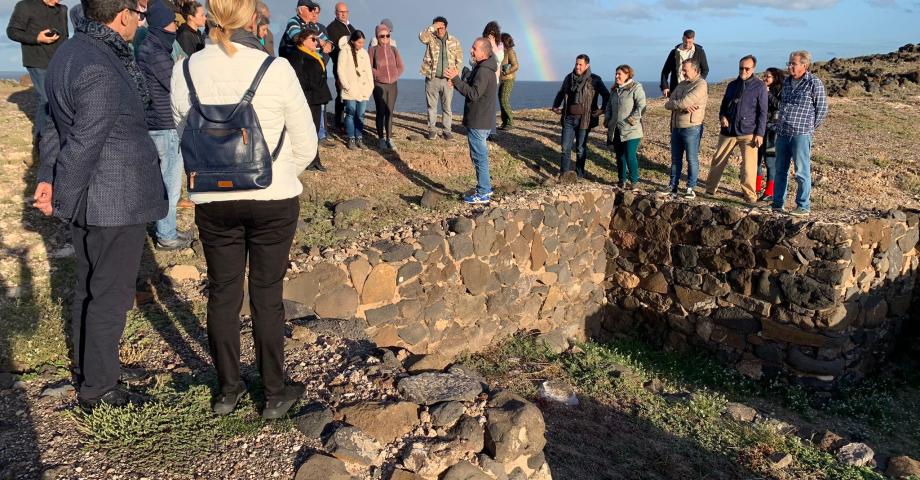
left=373, top=82, right=398, bottom=140
left=309, top=103, right=322, bottom=165
left=195, top=197, right=299, bottom=399
left=71, top=203, right=147, bottom=401
left=333, top=69, right=345, bottom=129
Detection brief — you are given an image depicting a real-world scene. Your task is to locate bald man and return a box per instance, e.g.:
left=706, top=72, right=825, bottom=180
left=326, top=2, right=356, bottom=131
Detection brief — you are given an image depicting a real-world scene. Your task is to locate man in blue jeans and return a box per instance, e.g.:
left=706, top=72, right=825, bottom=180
left=664, top=59, right=708, bottom=198
left=6, top=0, right=68, bottom=141
left=772, top=50, right=828, bottom=217
left=551, top=54, right=609, bottom=180
left=445, top=38, right=497, bottom=204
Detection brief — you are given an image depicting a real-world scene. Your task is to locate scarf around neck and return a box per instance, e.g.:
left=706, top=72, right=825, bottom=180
left=230, top=29, right=268, bottom=53
left=298, top=45, right=326, bottom=72
left=77, top=19, right=151, bottom=106
left=570, top=66, right=593, bottom=106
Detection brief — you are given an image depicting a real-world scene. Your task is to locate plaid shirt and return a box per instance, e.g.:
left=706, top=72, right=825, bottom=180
left=776, top=71, right=828, bottom=136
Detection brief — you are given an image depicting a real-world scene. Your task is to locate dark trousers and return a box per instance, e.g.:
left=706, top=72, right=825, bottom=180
left=333, top=70, right=345, bottom=129
left=195, top=197, right=299, bottom=399
left=71, top=203, right=147, bottom=401
left=560, top=115, right=591, bottom=177
left=612, top=133, right=641, bottom=184
left=373, top=82, right=398, bottom=139
left=309, top=103, right=322, bottom=166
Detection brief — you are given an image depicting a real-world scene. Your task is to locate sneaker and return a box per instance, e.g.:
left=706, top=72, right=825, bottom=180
left=425, top=131, right=437, bottom=140
left=213, top=383, right=247, bottom=416
left=660, top=185, right=676, bottom=195
left=378, top=138, right=388, bottom=149
left=356, top=137, right=367, bottom=150
left=156, top=235, right=192, bottom=251
left=346, top=138, right=357, bottom=150
left=262, top=383, right=305, bottom=420
left=306, top=160, right=327, bottom=172
left=617, top=182, right=626, bottom=189
left=442, top=131, right=453, bottom=140
left=683, top=187, right=696, bottom=199
left=482, top=189, right=494, bottom=197
left=789, top=207, right=810, bottom=217
left=771, top=207, right=785, bottom=214
left=321, top=137, right=337, bottom=147
left=78, top=387, right=146, bottom=413
left=387, top=138, right=397, bottom=151
left=628, top=182, right=639, bottom=192
left=463, top=193, right=491, bottom=205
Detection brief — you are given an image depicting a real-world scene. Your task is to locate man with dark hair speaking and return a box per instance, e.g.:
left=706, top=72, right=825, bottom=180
left=33, top=0, right=168, bottom=411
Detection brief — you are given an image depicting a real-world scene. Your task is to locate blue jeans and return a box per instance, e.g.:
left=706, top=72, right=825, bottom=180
left=669, top=124, right=703, bottom=190
left=560, top=115, right=589, bottom=176
left=27, top=67, right=48, bottom=138
left=149, top=130, right=183, bottom=241
left=467, top=128, right=492, bottom=195
left=344, top=100, right=366, bottom=139
left=773, top=134, right=813, bottom=211
left=318, top=104, right=327, bottom=139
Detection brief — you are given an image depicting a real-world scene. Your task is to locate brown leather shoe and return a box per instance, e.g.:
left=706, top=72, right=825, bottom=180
left=177, top=199, right=195, bottom=209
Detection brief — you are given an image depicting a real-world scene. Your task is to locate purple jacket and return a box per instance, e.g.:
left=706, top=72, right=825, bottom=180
left=719, top=76, right=768, bottom=137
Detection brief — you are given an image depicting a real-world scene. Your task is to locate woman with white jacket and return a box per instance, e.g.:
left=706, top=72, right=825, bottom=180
left=337, top=30, right=374, bottom=150
left=170, top=0, right=316, bottom=419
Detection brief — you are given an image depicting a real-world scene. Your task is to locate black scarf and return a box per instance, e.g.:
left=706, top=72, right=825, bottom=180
left=230, top=29, right=268, bottom=53
left=77, top=19, right=151, bottom=106
left=570, top=65, right=593, bottom=106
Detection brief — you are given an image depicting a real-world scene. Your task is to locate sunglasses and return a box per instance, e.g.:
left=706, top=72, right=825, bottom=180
left=128, top=8, right=146, bottom=21
left=378, top=34, right=390, bottom=38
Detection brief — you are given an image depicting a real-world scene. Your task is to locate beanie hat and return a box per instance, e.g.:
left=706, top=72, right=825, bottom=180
left=147, top=0, right=176, bottom=31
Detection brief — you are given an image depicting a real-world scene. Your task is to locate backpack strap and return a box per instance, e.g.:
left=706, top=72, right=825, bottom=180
left=241, top=56, right=276, bottom=104
left=182, top=58, right=200, bottom=107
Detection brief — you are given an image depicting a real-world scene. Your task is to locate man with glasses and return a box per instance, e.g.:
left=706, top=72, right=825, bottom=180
left=326, top=2, right=356, bottom=132
left=34, top=0, right=167, bottom=411
left=772, top=50, right=828, bottom=216
left=703, top=55, right=768, bottom=204
left=6, top=0, right=68, bottom=142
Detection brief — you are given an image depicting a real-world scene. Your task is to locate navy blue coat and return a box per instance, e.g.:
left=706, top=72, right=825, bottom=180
left=38, top=32, right=167, bottom=227
left=137, top=31, right=176, bottom=130
left=719, top=76, right=768, bottom=138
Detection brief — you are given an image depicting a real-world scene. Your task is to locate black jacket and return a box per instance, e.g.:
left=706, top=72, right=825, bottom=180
left=287, top=48, right=332, bottom=105
left=450, top=55, right=498, bottom=130
left=39, top=32, right=167, bottom=226
left=552, top=72, right=610, bottom=130
left=660, top=44, right=709, bottom=93
left=5, top=0, right=68, bottom=69
left=176, top=23, right=204, bottom=57
left=326, top=19, right=355, bottom=74
left=137, top=32, right=176, bottom=130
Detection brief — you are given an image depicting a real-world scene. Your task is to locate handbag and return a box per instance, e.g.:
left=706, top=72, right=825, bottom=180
left=180, top=56, right=285, bottom=192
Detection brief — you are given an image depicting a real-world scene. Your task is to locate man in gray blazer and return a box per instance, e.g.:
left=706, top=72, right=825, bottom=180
left=33, top=0, right=167, bottom=411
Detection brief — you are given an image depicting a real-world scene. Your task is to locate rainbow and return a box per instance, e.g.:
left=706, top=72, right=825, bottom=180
left=508, top=0, right=557, bottom=81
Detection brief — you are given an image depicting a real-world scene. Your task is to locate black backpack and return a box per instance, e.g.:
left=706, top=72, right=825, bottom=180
left=180, top=56, right=285, bottom=192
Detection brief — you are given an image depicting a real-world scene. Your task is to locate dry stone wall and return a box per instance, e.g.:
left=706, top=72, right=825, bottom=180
left=278, top=185, right=919, bottom=389
left=601, top=191, right=920, bottom=389
left=280, top=187, right=615, bottom=359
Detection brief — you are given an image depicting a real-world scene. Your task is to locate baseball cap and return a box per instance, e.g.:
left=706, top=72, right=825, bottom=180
left=297, top=0, right=319, bottom=8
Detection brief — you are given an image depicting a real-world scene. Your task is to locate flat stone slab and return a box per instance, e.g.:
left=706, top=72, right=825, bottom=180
left=397, top=372, right=483, bottom=405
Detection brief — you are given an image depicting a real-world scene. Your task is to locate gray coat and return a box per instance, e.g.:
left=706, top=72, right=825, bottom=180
left=605, top=81, right=646, bottom=143
left=38, top=32, right=167, bottom=227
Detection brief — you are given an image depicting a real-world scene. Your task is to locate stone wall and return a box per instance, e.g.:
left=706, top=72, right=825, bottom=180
left=600, top=191, right=920, bottom=388
left=279, top=187, right=615, bottom=359
left=277, top=185, right=919, bottom=389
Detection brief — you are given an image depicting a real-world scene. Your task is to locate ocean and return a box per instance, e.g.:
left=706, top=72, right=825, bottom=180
left=0, top=70, right=659, bottom=113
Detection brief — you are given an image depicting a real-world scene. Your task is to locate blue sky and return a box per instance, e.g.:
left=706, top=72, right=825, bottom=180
left=2, top=0, right=918, bottom=84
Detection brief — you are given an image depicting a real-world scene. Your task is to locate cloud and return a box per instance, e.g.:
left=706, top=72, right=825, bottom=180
left=867, top=0, right=897, bottom=5
left=608, top=2, right=658, bottom=21
left=666, top=0, right=839, bottom=10
left=765, top=16, right=803, bottom=26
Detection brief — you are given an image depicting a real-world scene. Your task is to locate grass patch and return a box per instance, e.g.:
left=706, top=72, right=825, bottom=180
left=70, top=376, right=277, bottom=473
left=0, top=291, right=68, bottom=369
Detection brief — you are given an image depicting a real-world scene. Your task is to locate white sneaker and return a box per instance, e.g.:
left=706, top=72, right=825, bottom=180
left=683, top=187, right=696, bottom=199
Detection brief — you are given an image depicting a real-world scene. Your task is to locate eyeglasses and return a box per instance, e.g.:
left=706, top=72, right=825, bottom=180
left=307, top=37, right=319, bottom=43
left=128, top=8, right=146, bottom=21
left=378, top=34, right=390, bottom=38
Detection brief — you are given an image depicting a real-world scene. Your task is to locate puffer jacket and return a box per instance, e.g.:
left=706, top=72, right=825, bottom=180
left=418, top=26, right=463, bottom=78
left=605, top=80, right=646, bottom=142
left=665, top=76, right=708, bottom=129
left=171, top=41, right=316, bottom=204
left=500, top=47, right=519, bottom=82
left=337, top=36, right=374, bottom=101
left=137, top=31, right=175, bottom=130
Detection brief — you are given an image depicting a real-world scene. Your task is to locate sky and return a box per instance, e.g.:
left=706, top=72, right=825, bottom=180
left=1, top=0, right=919, bottom=84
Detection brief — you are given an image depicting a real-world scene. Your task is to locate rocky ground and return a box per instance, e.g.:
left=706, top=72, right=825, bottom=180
left=812, top=43, right=920, bottom=97
left=0, top=62, right=919, bottom=480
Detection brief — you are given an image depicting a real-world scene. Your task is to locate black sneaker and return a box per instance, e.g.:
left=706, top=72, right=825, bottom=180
left=442, top=131, right=453, bottom=140
left=78, top=387, right=146, bottom=413
left=213, top=383, right=247, bottom=416
left=262, top=383, right=306, bottom=420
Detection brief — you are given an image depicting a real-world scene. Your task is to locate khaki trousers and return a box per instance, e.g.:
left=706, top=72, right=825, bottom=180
left=705, top=134, right=759, bottom=201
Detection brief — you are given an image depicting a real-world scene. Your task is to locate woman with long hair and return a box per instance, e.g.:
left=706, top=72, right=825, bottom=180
left=369, top=23, right=404, bottom=150
left=175, top=0, right=206, bottom=56
left=337, top=30, right=373, bottom=150
left=757, top=67, right=785, bottom=202
left=605, top=64, right=647, bottom=190
left=498, top=32, right=518, bottom=130
left=170, top=0, right=316, bottom=419
left=286, top=27, right=331, bottom=171
left=482, top=21, right=503, bottom=138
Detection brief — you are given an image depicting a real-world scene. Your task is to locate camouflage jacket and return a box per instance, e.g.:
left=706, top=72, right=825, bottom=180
left=418, top=26, right=463, bottom=78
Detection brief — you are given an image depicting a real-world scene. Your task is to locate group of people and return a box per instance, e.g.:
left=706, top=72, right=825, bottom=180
left=548, top=29, right=827, bottom=217
left=7, top=0, right=827, bottom=420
